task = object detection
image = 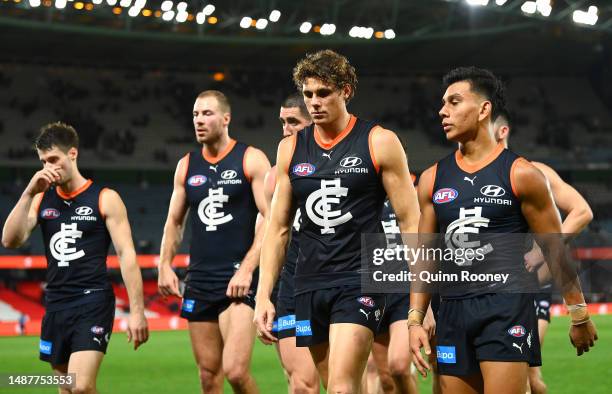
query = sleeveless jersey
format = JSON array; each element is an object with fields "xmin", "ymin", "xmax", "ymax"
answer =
[
  {"xmin": 38, "ymin": 180, "xmax": 112, "ymax": 310},
  {"xmin": 184, "ymin": 140, "xmax": 259, "ymax": 294},
  {"xmin": 432, "ymin": 144, "xmax": 536, "ymax": 298},
  {"xmin": 289, "ymin": 115, "xmax": 386, "ymax": 294}
]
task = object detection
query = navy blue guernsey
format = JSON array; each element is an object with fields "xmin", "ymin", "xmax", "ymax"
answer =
[
  {"xmin": 431, "ymin": 144, "xmax": 536, "ymax": 298},
  {"xmin": 38, "ymin": 180, "xmax": 113, "ymax": 311},
  {"xmin": 280, "ymin": 209, "xmax": 301, "ymax": 284},
  {"xmin": 184, "ymin": 140, "xmax": 259, "ymax": 295},
  {"xmin": 289, "ymin": 115, "xmax": 386, "ymax": 294}
]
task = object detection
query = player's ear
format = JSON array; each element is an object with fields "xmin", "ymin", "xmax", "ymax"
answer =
[
  {"xmin": 223, "ymin": 112, "xmax": 231, "ymax": 126},
  {"xmin": 479, "ymin": 100, "xmax": 492, "ymax": 122},
  {"xmin": 341, "ymin": 84, "xmax": 352, "ymax": 101},
  {"xmin": 68, "ymin": 147, "xmax": 78, "ymax": 161},
  {"xmin": 499, "ymin": 125, "xmax": 510, "ymax": 140}
]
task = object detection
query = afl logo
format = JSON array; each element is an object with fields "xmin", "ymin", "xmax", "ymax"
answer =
[
  {"xmin": 41, "ymin": 208, "xmax": 60, "ymax": 219},
  {"xmin": 507, "ymin": 325, "xmax": 526, "ymax": 338},
  {"xmin": 480, "ymin": 185, "xmax": 506, "ymax": 197},
  {"xmin": 91, "ymin": 326, "xmax": 105, "ymax": 335},
  {"xmin": 221, "ymin": 170, "xmax": 238, "ymax": 180},
  {"xmin": 357, "ymin": 296, "xmax": 375, "ymax": 308},
  {"xmin": 340, "ymin": 156, "xmax": 362, "ymax": 168},
  {"xmin": 188, "ymin": 175, "xmax": 207, "ymax": 187},
  {"xmin": 293, "ymin": 163, "xmax": 316, "ymax": 176},
  {"xmin": 75, "ymin": 206, "xmax": 93, "ymax": 216},
  {"xmin": 433, "ymin": 188, "xmax": 458, "ymax": 204}
]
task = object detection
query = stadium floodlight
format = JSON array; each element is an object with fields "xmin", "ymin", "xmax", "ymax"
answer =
[
  {"xmin": 176, "ymin": 1, "xmax": 186, "ymax": 12},
  {"xmin": 269, "ymin": 9, "xmax": 281, "ymax": 22},
  {"xmin": 466, "ymin": 0, "xmax": 489, "ymax": 6},
  {"xmin": 202, "ymin": 4, "xmax": 214, "ymax": 15},
  {"xmin": 573, "ymin": 6, "xmax": 598, "ymax": 26},
  {"xmin": 240, "ymin": 16, "xmax": 252, "ymax": 28},
  {"xmin": 29, "ymin": 0, "xmax": 41, "ymax": 6},
  {"xmin": 384, "ymin": 29, "xmax": 396, "ymax": 39},
  {"xmin": 349, "ymin": 26, "xmax": 359, "ymax": 37},
  {"xmin": 161, "ymin": 0, "xmax": 172, "ymax": 12},
  {"xmin": 92, "ymin": 0, "xmax": 102, "ymax": 4},
  {"xmin": 106, "ymin": 0, "xmax": 117, "ymax": 4},
  {"xmin": 119, "ymin": 0, "xmax": 131, "ymax": 7},
  {"xmin": 320, "ymin": 23, "xmax": 336, "ymax": 36},
  {"xmin": 128, "ymin": 6, "xmax": 140, "ymax": 17},
  {"xmin": 196, "ymin": 12, "xmax": 205, "ymax": 24},
  {"xmin": 536, "ymin": 0, "xmax": 551, "ymax": 17},
  {"xmin": 495, "ymin": 0, "xmax": 507, "ymax": 5},
  {"xmin": 521, "ymin": 1, "xmax": 537, "ymax": 14},
  {"xmin": 162, "ymin": 10, "xmax": 175, "ymax": 21},
  {"xmin": 299, "ymin": 21, "xmax": 312, "ymax": 33},
  {"xmin": 176, "ymin": 11, "xmax": 188, "ymax": 22},
  {"xmin": 255, "ymin": 18, "xmax": 268, "ymax": 29},
  {"xmin": 364, "ymin": 27, "xmax": 374, "ymax": 39},
  {"xmin": 134, "ymin": 0, "xmax": 145, "ymax": 9},
  {"xmin": 54, "ymin": 0, "xmax": 67, "ymax": 9}
]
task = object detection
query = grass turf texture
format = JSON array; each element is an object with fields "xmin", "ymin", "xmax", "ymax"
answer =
[{"xmin": 0, "ymin": 315, "xmax": 610, "ymax": 393}]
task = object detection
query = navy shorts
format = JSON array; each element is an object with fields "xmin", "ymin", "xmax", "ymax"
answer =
[
  {"xmin": 40, "ymin": 298, "xmax": 115, "ymax": 365},
  {"xmin": 534, "ymin": 292, "xmax": 552, "ymax": 323},
  {"xmin": 294, "ymin": 286, "xmax": 386, "ymax": 347},
  {"xmin": 378, "ymin": 293, "xmax": 409, "ymax": 334},
  {"xmin": 180, "ymin": 287, "xmax": 255, "ymax": 321},
  {"xmin": 435, "ymin": 293, "xmax": 541, "ymax": 376},
  {"xmin": 274, "ymin": 272, "xmax": 296, "ymax": 339}
]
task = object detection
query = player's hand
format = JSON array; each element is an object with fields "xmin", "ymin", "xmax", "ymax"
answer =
[
  {"xmin": 253, "ymin": 296, "xmax": 277, "ymax": 345},
  {"xmin": 158, "ymin": 264, "xmax": 181, "ymax": 298},
  {"xmin": 409, "ymin": 324, "xmax": 431, "ymax": 377},
  {"xmin": 24, "ymin": 167, "xmax": 61, "ymax": 197},
  {"xmin": 422, "ymin": 307, "xmax": 436, "ymax": 339},
  {"xmin": 226, "ymin": 267, "xmax": 253, "ymax": 298},
  {"xmin": 569, "ymin": 319, "xmax": 598, "ymax": 356},
  {"xmin": 524, "ymin": 244, "xmax": 545, "ymax": 272},
  {"xmin": 127, "ymin": 311, "xmax": 149, "ymax": 350}
]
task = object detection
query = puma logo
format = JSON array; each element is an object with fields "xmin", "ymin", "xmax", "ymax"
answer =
[
  {"xmin": 210, "ymin": 165, "xmax": 218, "ymax": 173},
  {"xmin": 63, "ymin": 200, "xmax": 72, "ymax": 206},
  {"xmin": 359, "ymin": 308, "xmax": 370, "ymax": 320},
  {"xmin": 93, "ymin": 337, "xmax": 102, "ymax": 346},
  {"xmin": 322, "ymin": 151, "xmax": 333, "ymax": 160},
  {"xmin": 464, "ymin": 176, "xmax": 476, "ymax": 186},
  {"xmin": 513, "ymin": 342, "xmax": 524, "ymax": 354}
]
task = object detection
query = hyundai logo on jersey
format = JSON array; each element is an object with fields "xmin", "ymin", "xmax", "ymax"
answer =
[
  {"xmin": 39, "ymin": 340, "xmax": 53, "ymax": 355},
  {"xmin": 41, "ymin": 208, "xmax": 60, "ymax": 219},
  {"xmin": 508, "ymin": 325, "xmax": 526, "ymax": 338},
  {"xmin": 182, "ymin": 299, "xmax": 195, "ymax": 313},
  {"xmin": 293, "ymin": 163, "xmax": 316, "ymax": 176},
  {"xmin": 433, "ymin": 188, "xmax": 458, "ymax": 204},
  {"xmin": 75, "ymin": 206, "xmax": 93, "ymax": 216},
  {"xmin": 188, "ymin": 175, "xmax": 207, "ymax": 186},
  {"xmin": 436, "ymin": 346, "xmax": 457, "ymax": 364}
]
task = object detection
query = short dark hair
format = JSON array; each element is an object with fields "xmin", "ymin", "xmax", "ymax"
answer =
[
  {"xmin": 282, "ymin": 93, "xmax": 309, "ymax": 119},
  {"xmin": 293, "ymin": 49, "xmax": 358, "ymax": 101},
  {"xmin": 494, "ymin": 109, "xmax": 511, "ymax": 128},
  {"xmin": 35, "ymin": 122, "xmax": 79, "ymax": 152},
  {"xmin": 442, "ymin": 66, "xmax": 507, "ymax": 121},
  {"xmin": 197, "ymin": 90, "xmax": 231, "ymax": 114}
]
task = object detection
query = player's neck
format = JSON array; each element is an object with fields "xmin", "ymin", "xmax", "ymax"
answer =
[
  {"xmin": 203, "ymin": 133, "xmax": 232, "ymax": 158},
  {"xmin": 58, "ymin": 172, "xmax": 88, "ymax": 195},
  {"xmin": 315, "ymin": 111, "xmax": 352, "ymax": 140},
  {"xmin": 458, "ymin": 132, "xmax": 500, "ymax": 165}
]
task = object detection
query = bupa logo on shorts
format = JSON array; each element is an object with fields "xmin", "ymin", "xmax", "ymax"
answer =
[
  {"xmin": 436, "ymin": 346, "xmax": 456, "ymax": 364},
  {"xmin": 90, "ymin": 326, "xmax": 105, "ymax": 335},
  {"xmin": 188, "ymin": 175, "xmax": 207, "ymax": 187},
  {"xmin": 221, "ymin": 170, "xmax": 238, "ymax": 180},
  {"xmin": 433, "ymin": 188, "xmax": 458, "ymax": 204},
  {"xmin": 357, "ymin": 296, "xmax": 375, "ymax": 308},
  {"xmin": 293, "ymin": 163, "xmax": 316, "ymax": 176},
  {"xmin": 295, "ymin": 320, "xmax": 312, "ymax": 336},
  {"xmin": 340, "ymin": 156, "xmax": 362, "ymax": 168},
  {"xmin": 277, "ymin": 315, "xmax": 296, "ymax": 331},
  {"xmin": 182, "ymin": 299, "xmax": 195, "ymax": 313},
  {"xmin": 41, "ymin": 208, "xmax": 60, "ymax": 219},
  {"xmin": 75, "ymin": 206, "xmax": 93, "ymax": 216},
  {"xmin": 508, "ymin": 325, "xmax": 526, "ymax": 338},
  {"xmin": 39, "ymin": 340, "xmax": 53, "ymax": 355}
]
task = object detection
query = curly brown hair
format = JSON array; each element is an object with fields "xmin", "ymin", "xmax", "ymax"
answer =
[{"xmin": 292, "ymin": 49, "xmax": 357, "ymax": 102}]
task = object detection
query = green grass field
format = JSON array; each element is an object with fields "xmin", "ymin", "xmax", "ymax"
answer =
[{"xmin": 0, "ymin": 315, "xmax": 610, "ymax": 393}]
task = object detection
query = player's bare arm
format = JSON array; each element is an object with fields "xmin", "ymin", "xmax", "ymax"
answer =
[
  {"xmin": 158, "ymin": 155, "xmax": 189, "ymax": 298},
  {"xmin": 254, "ymin": 136, "xmax": 296, "ymax": 344},
  {"xmin": 101, "ymin": 188, "xmax": 149, "ymax": 350},
  {"xmin": 1, "ymin": 166, "xmax": 60, "ymax": 248},
  {"xmin": 408, "ymin": 164, "xmax": 438, "ymax": 377},
  {"xmin": 226, "ymin": 147, "xmax": 271, "ymax": 299},
  {"xmin": 514, "ymin": 159, "xmax": 598, "ymax": 356}
]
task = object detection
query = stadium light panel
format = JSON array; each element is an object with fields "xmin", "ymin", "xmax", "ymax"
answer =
[
  {"xmin": 299, "ymin": 21, "xmax": 312, "ymax": 33},
  {"xmin": 349, "ymin": 26, "xmax": 358, "ymax": 37},
  {"xmin": 162, "ymin": 10, "xmax": 174, "ymax": 21},
  {"xmin": 365, "ymin": 27, "xmax": 374, "ymax": 39},
  {"xmin": 85, "ymin": 3, "xmax": 92, "ymax": 9},
  {"xmin": 119, "ymin": 0, "xmax": 131, "ymax": 8},
  {"xmin": 384, "ymin": 29, "xmax": 396, "ymax": 39},
  {"xmin": 495, "ymin": 0, "xmax": 507, "ymax": 5},
  {"xmin": 106, "ymin": 0, "xmax": 116, "ymax": 4},
  {"xmin": 269, "ymin": 10, "xmax": 281, "ymax": 22},
  {"xmin": 176, "ymin": 1, "xmax": 186, "ymax": 12},
  {"xmin": 92, "ymin": 0, "xmax": 102, "ymax": 4},
  {"xmin": 521, "ymin": 1, "xmax": 536, "ymax": 14},
  {"xmin": 128, "ymin": 6, "xmax": 140, "ymax": 17},
  {"xmin": 176, "ymin": 11, "xmax": 188, "ymax": 22},
  {"xmin": 74, "ymin": 1, "xmax": 83, "ymax": 9},
  {"xmin": 202, "ymin": 4, "xmax": 214, "ymax": 15},
  {"xmin": 160, "ymin": 0, "xmax": 172, "ymax": 12},
  {"xmin": 240, "ymin": 16, "xmax": 252, "ymax": 28},
  {"xmin": 320, "ymin": 23, "xmax": 336, "ymax": 36},
  {"xmin": 54, "ymin": 0, "xmax": 66, "ymax": 9},
  {"xmin": 196, "ymin": 12, "xmax": 205, "ymax": 24},
  {"xmin": 256, "ymin": 18, "xmax": 268, "ymax": 29},
  {"xmin": 573, "ymin": 6, "xmax": 598, "ymax": 26},
  {"xmin": 208, "ymin": 16, "xmax": 217, "ymax": 24},
  {"xmin": 112, "ymin": 6, "xmax": 121, "ymax": 13},
  {"xmin": 141, "ymin": 8, "xmax": 151, "ymax": 16},
  {"xmin": 466, "ymin": 0, "xmax": 489, "ymax": 6},
  {"xmin": 133, "ymin": 0, "xmax": 145, "ymax": 9},
  {"xmin": 29, "ymin": 0, "xmax": 41, "ymax": 6},
  {"xmin": 535, "ymin": 0, "xmax": 551, "ymax": 17}
]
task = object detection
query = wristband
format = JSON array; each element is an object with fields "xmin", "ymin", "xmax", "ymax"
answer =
[
  {"xmin": 566, "ymin": 303, "xmax": 590, "ymax": 325},
  {"xmin": 407, "ymin": 308, "xmax": 425, "ymax": 327}
]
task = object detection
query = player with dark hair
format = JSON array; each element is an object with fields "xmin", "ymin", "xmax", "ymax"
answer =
[
  {"xmin": 157, "ymin": 91, "xmax": 270, "ymax": 394},
  {"xmin": 409, "ymin": 67, "xmax": 597, "ymax": 394},
  {"xmin": 2, "ymin": 121, "xmax": 149, "ymax": 394},
  {"xmin": 255, "ymin": 93, "xmax": 319, "ymax": 393},
  {"xmin": 255, "ymin": 50, "xmax": 420, "ymax": 392},
  {"xmin": 494, "ymin": 113, "xmax": 594, "ymax": 394}
]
